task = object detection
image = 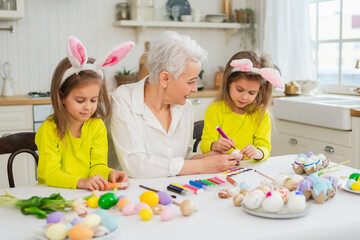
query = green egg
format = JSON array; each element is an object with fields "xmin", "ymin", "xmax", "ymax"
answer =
[
  {"xmin": 98, "ymin": 193, "xmax": 118, "ymax": 209},
  {"xmin": 349, "ymin": 173, "xmax": 360, "ymax": 181}
]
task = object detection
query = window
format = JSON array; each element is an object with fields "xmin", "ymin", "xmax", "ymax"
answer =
[{"xmin": 310, "ymin": 0, "xmax": 360, "ymax": 87}]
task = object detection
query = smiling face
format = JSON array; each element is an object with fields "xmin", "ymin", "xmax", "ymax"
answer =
[
  {"xmin": 229, "ymin": 78, "xmax": 260, "ymax": 114},
  {"xmin": 61, "ymin": 79, "xmax": 100, "ymax": 125},
  {"xmin": 166, "ymin": 60, "xmax": 200, "ymax": 105}
]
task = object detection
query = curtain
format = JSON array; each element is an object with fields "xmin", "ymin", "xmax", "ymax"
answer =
[{"xmin": 263, "ymin": 0, "xmax": 315, "ymax": 83}]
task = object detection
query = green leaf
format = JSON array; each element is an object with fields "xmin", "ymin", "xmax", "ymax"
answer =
[{"xmin": 21, "ymin": 207, "xmax": 47, "ymax": 219}]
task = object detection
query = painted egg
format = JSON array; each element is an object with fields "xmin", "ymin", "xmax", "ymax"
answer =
[
  {"xmin": 322, "ymin": 179, "xmax": 333, "ymax": 192},
  {"xmin": 274, "ymin": 174, "xmax": 289, "ymax": 187},
  {"xmin": 311, "ymin": 155, "xmax": 322, "ymax": 169},
  {"xmin": 277, "ymin": 187, "xmax": 290, "ymax": 202},
  {"xmin": 349, "ymin": 173, "xmax": 360, "ymax": 181},
  {"xmin": 87, "ymin": 196, "xmax": 99, "ymax": 208},
  {"xmin": 243, "ymin": 189, "xmax": 265, "ymax": 210},
  {"xmin": 288, "ymin": 191, "xmax": 305, "ymax": 201},
  {"xmin": 287, "ymin": 195, "xmax": 306, "ymax": 213},
  {"xmin": 117, "ymin": 194, "xmax": 127, "ymax": 200},
  {"xmin": 239, "ymin": 189, "xmax": 249, "ymax": 196},
  {"xmin": 67, "ymin": 224, "xmax": 93, "ymax": 240},
  {"xmin": 304, "ymin": 157, "xmax": 315, "ymax": 170},
  {"xmin": 93, "ymin": 209, "xmax": 108, "ymax": 219},
  {"xmin": 306, "ymin": 151, "xmax": 314, "ymax": 158},
  {"xmin": 139, "ymin": 208, "xmax": 153, "ymax": 221},
  {"xmin": 313, "ymin": 181, "xmax": 328, "ymax": 196},
  {"xmin": 83, "ymin": 214, "xmax": 102, "ymax": 228},
  {"xmin": 239, "ymin": 181, "xmax": 250, "ymax": 190},
  {"xmin": 351, "ymin": 181, "xmax": 360, "ymax": 191},
  {"xmin": 98, "ymin": 193, "xmax": 118, "ymax": 209},
  {"xmin": 262, "ymin": 195, "xmax": 284, "ymax": 213},
  {"xmin": 135, "ymin": 202, "xmax": 151, "ymax": 213},
  {"xmin": 298, "ymin": 153, "xmax": 307, "ymax": 159},
  {"xmin": 325, "ymin": 175, "xmax": 338, "ymax": 189},
  {"xmin": 140, "ymin": 191, "xmax": 160, "ymax": 207},
  {"xmin": 102, "ymin": 215, "xmax": 118, "ymax": 232},
  {"xmin": 63, "ymin": 222, "xmax": 72, "ymax": 230},
  {"xmin": 283, "ymin": 178, "xmax": 297, "ymax": 191},
  {"xmin": 346, "ymin": 179, "xmax": 356, "ymax": 189},
  {"xmin": 46, "ymin": 211, "xmax": 65, "ymax": 224},
  {"xmin": 266, "ymin": 191, "xmax": 282, "ymax": 199},
  {"xmin": 180, "ymin": 200, "xmax": 196, "ymax": 216},
  {"xmin": 309, "ymin": 172, "xmax": 319, "ymax": 181},
  {"xmin": 290, "ymin": 174, "xmax": 304, "ymax": 184},
  {"xmin": 117, "ymin": 198, "xmax": 131, "ymax": 211},
  {"xmin": 71, "ymin": 217, "xmax": 82, "ymax": 226},
  {"xmin": 157, "ymin": 191, "xmax": 172, "ymax": 205},
  {"xmin": 317, "ymin": 154, "xmax": 327, "ymax": 165},
  {"xmin": 233, "ymin": 193, "xmax": 244, "ymax": 206},
  {"xmin": 45, "ymin": 223, "xmax": 68, "ymax": 240},
  {"xmin": 122, "ymin": 203, "xmax": 136, "ymax": 216},
  {"xmin": 298, "ymin": 177, "xmax": 315, "ymax": 193},
  {"xmin": 294, "ymin": 155, "xmax": 306, "ymax": 168},
  {"xmin": 93, "ymin": 225, "xmax": 110, "ymax": 238},
  {"xmin": 231, "ymin": 148, "xmax": 243, "ymax": 160},
  {"xmin": 152, "ymin": 204, "xmax": 165, "ymax": 215},
  {"xmin": 160, "ymin": 208, "xmax": 173, "ymax": 221}
]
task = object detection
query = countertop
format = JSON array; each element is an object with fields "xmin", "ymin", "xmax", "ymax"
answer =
[{"xmin": 0, "ymin": 95, "xmax": 51, "ymax": 106}]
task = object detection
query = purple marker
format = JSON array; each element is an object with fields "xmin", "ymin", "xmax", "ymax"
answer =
[{"xmin": 216, "ymin": 126, "xmax": 230, "ymax": 140}]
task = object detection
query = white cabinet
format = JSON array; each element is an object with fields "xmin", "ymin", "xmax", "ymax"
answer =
[
  {"xmin": 190, "ymin": 97, "xmax": 214, "ymax": 122},
  {"xmin": 271, "ymin": 119, "xmax": 354, "ymax": 167},
  {"xmin": 0, "ymin": 0, "xmax": 24, "ymax": 20},
  {"xmin": 0, "ymin": 105, "xmax": 36, "ymax": 188}
]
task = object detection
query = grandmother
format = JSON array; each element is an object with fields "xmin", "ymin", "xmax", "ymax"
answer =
[{"xmin": 109, "ymin": 31, "xmax": 240, "ymax": 178}]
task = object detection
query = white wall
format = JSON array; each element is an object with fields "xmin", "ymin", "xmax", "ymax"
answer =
[{"xmin": 0, "ymin": 0, "xmax": 265, "ymax": 94}]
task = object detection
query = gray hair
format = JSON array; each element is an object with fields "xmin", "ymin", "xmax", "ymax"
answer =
[{"xmin": 147, "ymin": 31, "xmax": 208, "ymax": 84}]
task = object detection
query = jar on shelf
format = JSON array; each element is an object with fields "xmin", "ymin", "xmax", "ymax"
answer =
[{"xmin": 116, "ymin": 2, "xmax": 130, "ymax": 20}]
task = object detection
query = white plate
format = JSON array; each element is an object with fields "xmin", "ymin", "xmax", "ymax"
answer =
[
  {"xmin": 33, "ymin": 225, "xmax": 120, "ymax": 240},
  {"xmin": 341, "ymin": 185, "xmax": 360, "ymax": 194},
  {"xmin": 242, "ymin": 202, "xmax": 311, "ymax": 219}
]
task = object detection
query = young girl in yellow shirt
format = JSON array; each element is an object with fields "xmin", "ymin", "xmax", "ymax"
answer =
[
  {"xmin": 200, "ymin": 51, "xmax": 284, "ymax": 160},
  {"xmin": 36, "ymin": 36, "xmax": 134, "ymax": 190}
]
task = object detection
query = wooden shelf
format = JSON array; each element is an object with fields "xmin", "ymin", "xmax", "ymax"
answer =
[{"xmin": 114, "ymin": 20, "xmax": 256, "ymax": 44}]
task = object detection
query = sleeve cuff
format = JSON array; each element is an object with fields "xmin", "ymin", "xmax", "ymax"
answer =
[
  {"xmin": 169, "ymin": 157, "xmax": 185, "ymax": 176},
  {"xmin": 257, "ymin": 147, "xmax": 269, "ymax": 161}
]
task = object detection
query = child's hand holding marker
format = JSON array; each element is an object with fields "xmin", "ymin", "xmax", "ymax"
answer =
[{"xmin": 212, "ymin": 126, "xmax": 236, "ymax": 152}]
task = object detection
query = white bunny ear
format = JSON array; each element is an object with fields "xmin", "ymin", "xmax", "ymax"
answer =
[
  {"xmin": 95, "ymin": 41, "xmax": 135, "ymax": 68},
  {"xmin": 230, "ymin": 59, "xmax": 253, "ymax": 71},
  {"xmin": 67, "ymin": 36, "xmax": 87, "ymax": 68}
]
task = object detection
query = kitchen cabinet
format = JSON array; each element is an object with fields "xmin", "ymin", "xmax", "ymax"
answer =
[
  {"xmin": 271, "ymin": 119, "xmax": 354, "ymax": 167},
  {"xmin": 0, "ymin": 0, "xmax": 24, "ymax": 20},
  {"xmin": 0, "ymin": 105, "xmax": 36, "ymax": 188}
]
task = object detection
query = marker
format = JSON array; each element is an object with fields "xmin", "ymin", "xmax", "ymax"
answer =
[
  {"xmin": 216, "ymin": 126, "xmax": 235, "ymax": 149},
  {"xmin": 183, "ymin": 184, "xmax": 204, "ymax": 194},
  {"xmin": 167, "ymin": 185, "xmax": 190, "ymax": 196},
  {"xmin": 189, "ymin": 180, "xmax": 208, "ymax": 189},
  {"xmin": 139, "ymin": 185, "xmax": 177, "ymax": 199}
]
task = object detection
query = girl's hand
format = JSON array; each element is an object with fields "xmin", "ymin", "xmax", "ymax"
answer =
[
  {"xmin": 108, "ymin": 170, "xmax": 129, "ymax": 190},
  {"xmin": 202, "ymin": 152, "xmax": 242, "ymax": 173},
  {"xmin": 77, "ymin": 174, "xmax": 109, "ymax": 191},
  {"xmin": 242, "ymin": 145, "xmax": 263, "ymax": 160},
  {"xmin": 211, "ymin": 137, "xmax": 235, "ymax": 152}
]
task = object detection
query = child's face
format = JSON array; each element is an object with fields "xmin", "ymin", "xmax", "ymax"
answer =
[
  {"xmin": 62, "ymin": 80, "xmax": 100, "ymax": 125},
  {"xmin": 229, "ymin": 78, "xmax": 260, "ymax": 113}
]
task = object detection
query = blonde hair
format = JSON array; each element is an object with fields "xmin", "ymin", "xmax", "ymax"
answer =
[
  {"xmin": 216, "ymin": 51, "xmax": 273, "ymax": 117},
  {"xmin": 50, "ymin": 57, "xmax": 111, "ymax": 139}
]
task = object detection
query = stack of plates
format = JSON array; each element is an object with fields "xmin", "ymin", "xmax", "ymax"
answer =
[{"xmin": 205, "ymin": 14, "xmax": 226, "ymax": 23}]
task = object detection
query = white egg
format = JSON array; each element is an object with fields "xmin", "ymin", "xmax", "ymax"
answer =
[
  {"xmin": 290, "ymin": 174, "xmax": 304, "ymax": 184},
  {"xmin": 83, "ymin": 214, "xmax": 102, "ymax": 228},
  {"xmin": 294, "ymin": 156, "xmax": 306, "ymax": 169},
  {"xmin": 311, "ymin": 155, "xmax": 322, "ymax": 169},
  {"xmin": 304, "ymin": 157, "xmax": 315, "ymax": 170},
  {"xmin": 262, "ymin": 195, "xmax": 284, "ymax": 213},
  {"xmin": 287, "ymin": 195, "xmax": 306, "ymax": 213},
  {"xmin": 274, "ymin": 174, "xmax": 289, "ymax": 187},
  {"xmin": 242, "ymin": 189, "xmax": 265, "ymax": 210}
]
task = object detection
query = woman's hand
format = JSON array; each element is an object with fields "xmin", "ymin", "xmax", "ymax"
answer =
[
  {"xmin": 211, "ymin": 137, "xmax": 235, "ymax": 152},
  {"xmin": 242, "ymin": 145, "xmax": 263, "ymax": 160},
  {"xmin": 77, "ymin": 174, "xmax": 109, "ymax": 191},
  {"xmin": 201, "ymin": 152, "xmax": 242, "ymax": 173},
  {"xmin": 108, "ymin": 170, "xmax": 129, "ymax": 190}
]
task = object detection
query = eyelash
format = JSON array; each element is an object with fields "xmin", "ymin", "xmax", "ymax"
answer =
[{"xmin": 237, "ymin": 89, "xmax": 256, "ymax": 95}]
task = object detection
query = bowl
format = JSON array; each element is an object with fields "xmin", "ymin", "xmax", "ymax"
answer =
[
  {"xmin": 296, "ymin": 80, "xmax": 319, "ymax": 96},
  {"xmin": 205, "ymin": 14, "xmax": 226, "ymax": 23},
  {"xmin": 181, "ymin": 15, "xmax": 192, "ymax": 22}
]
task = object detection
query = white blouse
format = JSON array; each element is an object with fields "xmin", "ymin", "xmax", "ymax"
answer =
[{"xmin": 109, "ymin": 79, "xmax": 194, "ymax": 178}]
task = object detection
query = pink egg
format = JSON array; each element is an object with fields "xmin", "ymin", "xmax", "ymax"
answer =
[
  {"xmin": 122, "ymin": 203, "xmax": 136, "ymax": 216},
  {"xmin": 135, "ymin": 202, "xmax": 151, "ymax": 213},
  {"xmin": 160, "ymin": 208, "xmax": 172, "ymax": 221}
]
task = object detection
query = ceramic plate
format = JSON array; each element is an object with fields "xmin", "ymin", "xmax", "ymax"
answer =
[
  {"xmin": 241, "ymin": 202, "xmax": 311, "ymax": 219},
  {"xmin": 341, "ymin": 185, "xmax": 360, "ymax": 194},
  {"xmin": 166, "ymin": 0, "xmax": 191, "ymax": 20}
]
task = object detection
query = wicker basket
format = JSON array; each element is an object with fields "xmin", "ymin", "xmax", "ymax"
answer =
[{"xmin": 115, "ymin": 74, "xmax": 136, "ymax": 86}]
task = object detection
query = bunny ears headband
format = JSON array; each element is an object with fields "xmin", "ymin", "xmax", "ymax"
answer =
[
  {"xmin": 60, "ymin": 36, "xmax": 135, "ymax": 88},
  {"xmin": 230, "ymin": 59, "xmax": 284, "ymax": 88}
]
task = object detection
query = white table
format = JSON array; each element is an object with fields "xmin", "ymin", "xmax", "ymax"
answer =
[{"xmin": 1, "ymin": 155, "xmax": 359, "ymax": 240}]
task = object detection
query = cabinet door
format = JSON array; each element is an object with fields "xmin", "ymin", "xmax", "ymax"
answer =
[
  {"xmin": 309, "ymin": 140, "xmax": 352, "ymax": 165},
  {"xmin": 271, "ymin": 133, "xmax": 309, "ymax": 156},
  {"xmin": 190, "ymin": 97, "xmax": 214, "ymax": 122}
]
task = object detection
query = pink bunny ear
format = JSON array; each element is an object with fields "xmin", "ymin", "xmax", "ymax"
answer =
[
  {"xmin": 95, "ymin": 41, "xmax": 135, "ymax": 68},
  {"xmin": 259, "ymin": 68, "xmax": 284, "ymax": 88},
  {"xmin": 230, "ymin": 59, "xmax": 253, "ymax": 71},
  {"xmin": 67, "ymin": 36, "xmax": 87, "ymax": 68}
]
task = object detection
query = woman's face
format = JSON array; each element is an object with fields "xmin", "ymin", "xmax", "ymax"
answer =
[
  {"xmin": 166, "ymin": 60, "xmax": 200, "ymax": 105},
  {"xmin": 229, "ymin": 78, "xmax": 260, "ymax": 113}
]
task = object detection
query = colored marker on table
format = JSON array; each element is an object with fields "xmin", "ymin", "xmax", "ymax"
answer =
[{"xmin": 167, "ymin": 185, "xmax": 191, "ymax": 196}]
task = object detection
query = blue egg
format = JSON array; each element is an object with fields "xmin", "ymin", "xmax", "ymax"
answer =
[
  {"xmin": 298, "ymin": 153, "xmax": 307, "ymax": 159},
  {"xmin": 239, "ymin": 181, "xmax": 250, "ymax": 190},
  {"xmin": 63, "ymin": 222, "xmax": 72, "ymax": 230},
  {"xmin": 346, "ymin": 179, "xmax": 356, "ymax": 189},
  {"xmin": 309, "ymin": 173, "xmax": 319, "ymax": 181},
  {"xmin": 313, "ymin": 181, "xmax": 328, "ymax": 196},
  {"xmin": 117, "ymin": 194, "xmax": 127, "ymax": 200},
  {"xmin": 322, "ymin": 179, "xmax": 333, "ymax": 192},
  {"xmin": 71, "ymin": 216, "xmax": 83, "ymax": 225},
  {"xmin": 102, "ymin": 215, "xmax": 118, "ymax": 232},
  {"xmin": 93, "ymin": 209, "xmax": 109, "ymax": 219}
]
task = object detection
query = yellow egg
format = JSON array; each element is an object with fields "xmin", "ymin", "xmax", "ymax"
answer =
[
  {"xmin": 139, "ymin": 208, "xmax": 153, "ymax": 221},
  {"xmin": 82, "ymin": 214, "xmax": 101, "ymax": 228},
  {"xmin": 351, "ymin": 181, "xmax": 360, "ymax": 191},
  {"xmin": 87, "ymin": 196, "xmax": 99, "ymax": 208},
  {"xmin": 68, "ymin": 224, "xmax": 94, "ymax": 240},
  {"xmin": 117, "ymin": 198, "xmax": 131, "ymax": 211},
  {"xmin": 139, "ymin": 191, "xmax": 159, "ymax": 207},
  {"xmin": 45, "ymin": 223, "xmax": 68, "ymax": 240}
]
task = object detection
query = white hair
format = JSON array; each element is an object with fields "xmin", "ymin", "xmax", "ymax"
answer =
[{"xmin": 147, "ymin": 31, "xmax": 208, "ymax": 84}]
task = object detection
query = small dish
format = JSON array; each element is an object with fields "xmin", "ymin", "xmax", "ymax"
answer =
[
  {"xmin": 205, "ymin": 14, "xmax": 226, "ymax": 23},
  {"xmin": 242, "ymin": 202, "xmax": 311, "ymax": 219},
  {"xmin": 341, "ymin": 185, "xmax": 360, "ymax": 194},
  {"xmin": 166, "ymin": 0, "xmax": 191, "ymax": 20}
]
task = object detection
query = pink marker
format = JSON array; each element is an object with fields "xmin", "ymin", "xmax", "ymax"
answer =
[{"xmin": 216, "ymin": 126, "xmax": 235, "ymax": 149}]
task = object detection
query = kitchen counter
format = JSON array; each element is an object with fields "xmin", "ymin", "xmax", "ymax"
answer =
[
  {"xmin": 0, "ymin": 95, "xmax": 51, "ymax": 106},
  {"xmin": 351, "ymin": 109, "xmax": 360, "ymax": 117},
  {"xmin": 189, "ymin": 89, "xmax": 218, "ymax": 98}
]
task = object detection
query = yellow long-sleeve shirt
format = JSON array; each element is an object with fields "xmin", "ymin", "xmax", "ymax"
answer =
[
  {"xmin": 200, "ymin": 100, "xmax": 271, "ymax": 160},
  {"xmin": 35, "ymin": 117, "xmax": 112, "ymax": 189}
]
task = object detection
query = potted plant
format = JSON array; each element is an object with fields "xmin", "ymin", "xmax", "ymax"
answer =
[{"xmin": 114, "ymin": 67, "xmax": 136, "ymax": 86}]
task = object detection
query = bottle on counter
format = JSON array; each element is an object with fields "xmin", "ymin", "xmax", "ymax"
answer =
[
  {"xmin": 222, "ymin": 0, "xmax": 232, "ymax": 22},
  {"xmin": 138, "ymin": 41, "xmax": 150, "ymax": 81},
  {"xmin": 116, "ymin": 2, "xmax": 130, "ymax": 20}
]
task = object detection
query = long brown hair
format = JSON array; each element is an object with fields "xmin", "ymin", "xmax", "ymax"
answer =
[
  {"xmin": 50, "ymin": 57, "xmax": 111, "ymax": 139},
  {"xmin": 216, "ymin": 51, "xmax": 273, "ymax": 117}
]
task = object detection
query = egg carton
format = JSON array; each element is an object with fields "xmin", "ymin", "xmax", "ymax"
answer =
[
  {"xmin": 292, "ymin": 161, "xmax": 330, "ymax": 175},
  {"xmin": 303, "ymin": 185, "xmax": 338, "ymax": 204}
]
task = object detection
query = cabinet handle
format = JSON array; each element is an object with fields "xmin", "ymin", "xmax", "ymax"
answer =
[
  {"xmin": 289, "ymin": 138, "xmax": 297, "ymax": 144},
  {"xmin": 324, "ymin": 146, "xmax": 334, "ymax": 153},
  {"xmin": 192, "ymin": 99, "xmax": 202, "ymax": 105}
]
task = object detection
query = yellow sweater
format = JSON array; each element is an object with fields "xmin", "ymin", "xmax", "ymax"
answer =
[
  {"xmin": 36, "ymin": 118, "xmax": 112, "ymax": 189},
  {"xmin": 200, "ymin": 100, "xmax": 271, "ymax": 160}
]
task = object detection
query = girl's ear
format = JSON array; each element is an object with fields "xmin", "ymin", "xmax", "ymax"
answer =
[
  {"xmin": 67, "ymin": 36, "xmax": 87, "ymax": 68},
  {"xmin": 95, "ymin": 41, "xmax": 135, "ymax": 68},
  {"xmin": 159, "ymin": 71, "xmax": 170, "ymax": 88}
]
